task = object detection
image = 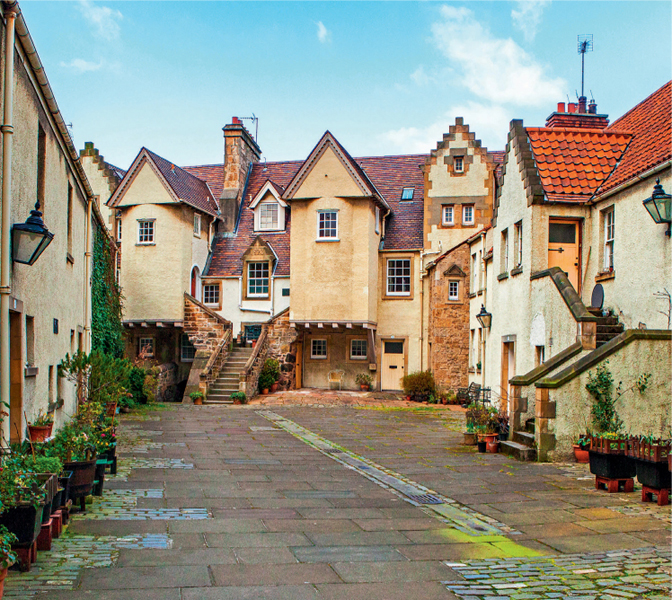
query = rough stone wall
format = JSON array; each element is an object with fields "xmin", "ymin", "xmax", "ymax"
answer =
[
  {"xmin": 154, "ymin": 362, "xmax": 178, "ymax": 402},
  {"xmin": 266, "ymin": 310, "xmax": 299, "ymax": 390},
  {"xmin": 183, "ymin": 295, "xmax": 231, "ymax": 353},
  {"xmin": 428, "ymin": 243, "xmax": 471, "ymax": 392}
]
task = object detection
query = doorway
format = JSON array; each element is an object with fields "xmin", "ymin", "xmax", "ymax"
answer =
[
  {"xmin": 500, "ymin": 340, "xmax": 515, "ymax": 403},
  {"xmin": 548, "ymin": 220, "xmax": 581, "ymax": 292},
  {"xmin": 381, "ymin": 340, "xmax": 405, "ymax": 391},
  {"xmin": 190, "ymin": 266, "xmax": 201, "ymax": 301},
  {"xmin": 10, "ymin": 312, "xmax": 23, "ymax": 443}
]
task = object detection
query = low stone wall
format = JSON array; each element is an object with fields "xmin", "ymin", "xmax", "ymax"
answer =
[
  {"xmin": 266, "ymin": 310, "xmax": 299, "ymax": 390},
  {"xmin": 155, "ymin": 362, "xmax": 178, "ymax": 402},
  {"xmin": 183, "ymin": 294, "xmax": 231, "ymax": 353}
]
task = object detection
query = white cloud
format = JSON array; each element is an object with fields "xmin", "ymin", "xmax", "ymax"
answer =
[
  {"xmin": 511, "ymin": 1, "xmax": 551, "ymax": 42},
  {"xmin": 78, "ymin": 0, "xmax": 123, "ymax": 41},
  {"xmin": 60, "ymin": 58, "xmax": 104, "ymax": 73},
  {"xmin": 316, "ymin": 21, "xmax": 331, "ymax": 44},
  {"xmin": 430, "ymin": 5, "xmax": 564, "ymax": 106},
  {"xmin": 410, "ymin": 66, "xmax": 433, "ymax": 86},
  {"xmin": 381, "ymin": 102, "xmax": 512, "ymax": 154}
]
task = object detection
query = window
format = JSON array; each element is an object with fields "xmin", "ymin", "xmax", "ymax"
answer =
[
  {"xmin": 138, "ymin": 220, "xmax": 154, "ymax": 244},
  {"xmin": 401, "ymin": 187, "xmax": 414, "ymax": 200},
  {"xmin": 478, "ymin": 250, "xmax": 483, "ymax": 290},
  {"xmin": 138, "ymin": 337, "xmax": 154, "ymax": 358},
  {"xmin": 604, "ymin": 208, "xmax": 614, "ymax": 270},
  {"xmin": 282, "ymin": 288, "xmax": 290, "ymax": 297},
  {"xmin": 471, "ymin": 253, "xmax": 478, "ymax": 292},
  {"xmin": 203, "ymin": 284, "xmax": 220, "ymax": 306},
  {"xmin": 463, "ymin": 205, "xmax": 474, "ymax": 225},
  {"xmin": 535, "ymin": 345, "xmax": 545, "ymax": 367},
  {"xmin": 194, "ymin": 213, "xmax": 201, "ymax": 237},
  {"xmin": 454, "ymin": 156, "xmax": 464, "ymax": 173},
  {"xmin": 116, "ymin": 217, "xmax": 122, "ymax": 241},
  {"xmin": 26, "ymin": 316, "xmax": 35, "ymax": 365},
  {"xmin": 311, "ymin": 339, "xmax": 327, "ymax": 359},
  {"xmin": 387, "ymin": 258, "xmax": 411, "ymax": 296},
  {"xmin": 375, "ymin": 207, "xmax": 380, "ymax": 234},
  {"xmin": 469, "ymin": 329, "xmax": 475, "ymax": 368},
  {"xmin": 247, "ymin": 262, "xmax": 269, "ymax": 297},
  {"xmin": 350, "ymin": 339, "xmax": 367, "ymax": 360},
  {"xmin": 181, "ymin": 334, "xmax": 196, "ymax": 362},
  {"xmin": 501, "ymin": 229, "xmax": 509, "ymax": 273},
  {"xmin": 317, "ymin": 211, "xmax": 338, "ymax": 239},
  {"xmin": 442, "ymin": 206, "xmax": 454, "ymax": 226},
  {"xmin": 448, "ymin": 281, "xmax": 459, "ymax": 301},
  {"xmin": 259, "ymin": 203, "xmax": 279, "ymax": 230},
  {"xmin": 514, "ymin": 221, "xmax": 523, "ymax": 267}
]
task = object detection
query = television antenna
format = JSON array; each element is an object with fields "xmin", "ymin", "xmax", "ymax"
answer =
[
  {"xmin": 577, "ymin": 34, "xmax": 593, "ymax": 98},
  {"xmin": 240, "ymin": 114, "xmax": 258, "ymax": 143}
]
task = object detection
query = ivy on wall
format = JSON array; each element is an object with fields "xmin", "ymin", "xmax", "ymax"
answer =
[{"xmin": 91, "ymin": 223, "xmax": 124, "ymax": 357}]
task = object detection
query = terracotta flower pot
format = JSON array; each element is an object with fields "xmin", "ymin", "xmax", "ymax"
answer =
[
  {"xmin": 462, "ymin": 432, "xmax": 477, "ymax": 446},
  {"xmin": 262, "ymin": 389, "xmax": 269, "ymax": 395},
  {"xmin": 573, "ymin": 445, "xmax": 590, "ymax": 463},
  {"xmin": 193, "ymin": 397, "xmax": 203, "ymax": 405},
  {"xmin": 0, "ymin": 565, "xmax": 9, "ymax": 597},
  {"xmin": 271, "ymin": 383, "xmax": 279, "ymax": 393},
  {"xmin": 486, "ymin": 439, "xmax": 499, "ymax": 453},
  {"xmin": 27, "ymin": 424, "xmax": 52, "ymax": 442},
  {"xmin": 360, "ymin": 384, "xmax": 369, "ymax": 391}
]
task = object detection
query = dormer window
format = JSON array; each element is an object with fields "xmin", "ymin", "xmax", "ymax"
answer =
[
  {"xmin": 259, "ymin": 203, "xmax": 279, "ymax": 230},
  {"xmin": 251, "ymin": 182, "xmax": 287, "ymax": 232},
  {"xmin": 401, "ymin": 187, "xmax": 414, "ymax": 201}
]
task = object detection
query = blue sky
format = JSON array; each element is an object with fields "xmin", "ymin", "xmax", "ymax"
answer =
[{"xmin": 20, "ymin": 1, "xmax": 671, "ymax": 169}]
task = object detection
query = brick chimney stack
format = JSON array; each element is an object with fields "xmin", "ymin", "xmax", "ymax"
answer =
[
  {"xmin": 220, "ymin": 118, "xmax": 261, "ymax": 232},
  {"xmin": 545, "ymin": 99, "xmax": 609, "ymax": 129}
]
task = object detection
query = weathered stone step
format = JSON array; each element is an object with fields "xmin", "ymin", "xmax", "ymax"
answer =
[
  {"xmin": 500, "ymin": 440, "xmax": 537, "ymax": 462},
  {"xmin": 596, "ymin": 324, "xmax": 624, "ymax": 334},
  {"xmin": 512, "ymin": 430, "xmax": 535, "ymax": 447}
]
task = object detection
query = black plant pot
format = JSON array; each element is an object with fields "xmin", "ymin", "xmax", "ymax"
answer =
[
  {"xmin": 477, "ymin": 441, "xmax": 487, "ymax": 453},
  {"xmin": 58, "ymin": 471, "xmax": 73, "ymax": 508},
  {"xmin": 51, "ymin": 488, "xmax": 63, "ymax": 515},
  {"xmin": 589, "ymin": 451, "xmax": 636, "ymax": 479},
  {"xmin": 635, "ymin": 459, "xmax": 672, "ymax": 489},
  {"xmin": 63, "ymin": 459, "xmax": 97, "ymax": 511},
  {"xmin": 92, "ymin": 460, "xmax": 106, "ymax": 496},
  {"xmin": 0, "ymin": 503, "xmax": 44, "ymax": 545}
]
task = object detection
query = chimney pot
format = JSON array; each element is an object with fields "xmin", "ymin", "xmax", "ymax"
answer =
[
  {"xmin": 568, "ymin": 103, "xmax": 577, "ymax": 113},
  {"xmin": 578, "ymin": 96, "xmax": 587, "ymax": 113},
  {"xmin": 232, "ymin": 117, "xmax": 241, "ymax": 125},
  {"xmin": 588, "ymin": 100, "xmax": 597, "ymax": 114},
  {"xmin": 557, "ymin": 102, "xmax": 565, "ymax": 113}
]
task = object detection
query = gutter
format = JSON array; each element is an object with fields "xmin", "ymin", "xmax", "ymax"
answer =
[{"xmin": 589, "ymin": 160, "xmax": 672, "ymax": 204}]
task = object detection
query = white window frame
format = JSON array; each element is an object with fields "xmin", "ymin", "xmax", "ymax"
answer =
[
  {"xmin": 515, "ymin": 221, "xmax": 523, "ymax": 267},
  {"xmin": 386, "ymin": 258, "xmax": 411, "ymax": 296},
  {"xmin": 247, "ymin": 262, "xmax": 270, "ymax": 297},
  {"xmin": 258, "ymin": 202, "xmax": 280, "ymax": 231},
  {"xmin": 311, "ymin": 338, "xmax": 328, "ymax": 359},
  {"xmin": 463, "ymin": 205, "xmax": 474, "ymax": 226},
  {"xmin": 116, "ymin": 218, "xmax": 122, "ymax": 241},
  {"xmin": 180, "ymin": 334, "xmax": 196, "ymax": 363},
  {"xmin": 137, "ymin": 220, "xmax": 155, "ymax": 245},
  {"xmin": 604, "ymin": 208, "xmax": 615, "ymax": 270},
  {"xmin": 471, "ymin": 253, "xmax": 478, "ymax": 291},
  {"xmin": 401, "ymin": 187, "xmax": 414, "ymax": 200},
  {"xmin": 203, "ymin": 284, "xmax": 220, "ymax": 306},
  {"xmin": 501, "ymin": 229, "xmax": 509, "ymax": 273},
  {"xmin": 442, "ymin": 205, "xmax": 454, "ymax": 226},
  {"xmin": 193, "ymin": 213, "xmax": 201, "ymax": 237},
  {"xmin": 448, "ymin": 281, "xmax": 459, "ymax": 301},
  {"xmin": 138, "ymin": 337, "xmax": 154, "ymax": 358},
  {"xmin": 350, "ymin": 339, "xmax": 367, "ymax": 360},
  {"xmin": 454, "ymin": 156, "xmax": 464, "ymax": 173},
  {"xmin": 317, "ymin": 210, "xmax": 338, "ymax": 240}
]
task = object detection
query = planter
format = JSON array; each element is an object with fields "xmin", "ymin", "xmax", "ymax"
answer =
[
  {"xmin": 573, "ymin": 445, "xmax": 590, "ymax": 463},
  {"xmin": 477, "ymin": 440, "xmax": 487, "ymax": 453},
  {"xmin": 441, "ymin": 397, "xmax": 448, "ymax": 405},
  {"xmin": 92, "ymin": 460, "xmax": 106, "ymax": 497},
  {"xmin": 462, "ymin": 432, "xmax": 477, "ymax": 446},
  {"xmin": 51, "ymin": 487, "xmax": 63, "ymax": 515},
  {"xmin": 261, "ymin": 389, "xmax": 269, "ymax": 395},
  {"xmin": 359, "ymin": 384, "xmax": 369, "ymax": 392},
  {"xmin": 27, "ymin": 424, "xmax": 52, "ymax": 442},
  {"xmin": 588, "ymin": 451, "xmax": 636, "ymax": 480},
  {"xmin": 62, "ymin": 459, "xmax": 97, "ymax": 507},
  {"xmin": 498, "ymin": 432, "xmax": 508, "ymax": 442},
  {"xmin": 105, "ymin": 402, "xmax": 118, "ymax": 418},
  {"xmin": 486, "ymin": 439, "xmax": 499, "ymax": 453},
  {"xmin": 0, "ymin": 503, "xmax": 44, "ymax": 545},
  {"xmin": 193, "ymin": 396, "xmax": 203, "ymax": 405},
  {"xmin": 271, "ymin": 383, "xmax": 279, "ymax": 393},
  {"xmin": 635, "ymin": 459, "xmax": 672, "ymax": 489},
  {"xmin": 58, "ymin": 471, "xmax": 73, "ymax": 508}
]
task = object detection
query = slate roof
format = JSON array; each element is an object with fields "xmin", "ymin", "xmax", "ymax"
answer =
[
  {"xmin": 526, "ymin": 128, "xmax": 631, "ymax": 202},
  {"xmin": 143, "ymin": 149, "xmax": 219, "ymax": 216},
  {"xmin": 183, "ymin": 163, "xmax": 225, "ymax": 200},
  {"xmin": 600, "ymin": 81, "xmax": 672, "ymax": 194}
]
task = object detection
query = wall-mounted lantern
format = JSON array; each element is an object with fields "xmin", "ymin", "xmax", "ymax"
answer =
[
  {"xmin": 643, "ymin": 179, "xmax": 671, "ymax": 237},
  {"xmin": 11, "ymin": 202, "xmax": 54, "ymax": 265},
  {"xmin": 476, "ymin": 304, "xmax": 492, "ymax": 329}
]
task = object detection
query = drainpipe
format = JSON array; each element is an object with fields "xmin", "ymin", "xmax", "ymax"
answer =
[
  {"xmin": 0, "ymin": 2, "xmax": 18, "ymax": 446},
  {"xmin": 418, "ymin": 249, "xmax": 440, "ymax": 370},
  {"xmin": 83, "ymin": 197, "xmax": 93, "ymax": 352}
]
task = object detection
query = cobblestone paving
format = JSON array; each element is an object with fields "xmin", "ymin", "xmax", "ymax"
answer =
[{"xmin": 444, "ymin": 546, "xmax": 672, "ymax": 600}]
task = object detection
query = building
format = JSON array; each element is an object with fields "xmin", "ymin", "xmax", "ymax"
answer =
[{"xmin": 469, "ymin": 83, "xmax": 672, "ymax": 459}]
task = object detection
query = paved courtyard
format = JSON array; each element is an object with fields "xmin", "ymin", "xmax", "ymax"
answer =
[{"xmin": 6, "ymin": 398, "xmax": 670, "ymax": 599}]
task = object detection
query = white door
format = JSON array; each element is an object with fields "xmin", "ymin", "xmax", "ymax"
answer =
[{"xmin": 381, "ymin": 340, "xmax": 405, "ymax": 391}]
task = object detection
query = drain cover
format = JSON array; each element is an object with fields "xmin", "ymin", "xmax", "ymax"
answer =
[
  {"xmin": 407, "ymin": 494, "xmax": 443, "ymax": 505},
  {"xmin": 323, "ymin": 448, "xmax": 344, "ymax": 454}
]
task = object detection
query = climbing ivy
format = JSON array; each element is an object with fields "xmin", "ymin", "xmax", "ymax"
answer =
[{"xmin": 91, "ymin": 223, "xmax": 124, "ymax": 357}]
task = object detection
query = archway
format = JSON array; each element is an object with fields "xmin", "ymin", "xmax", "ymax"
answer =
[{"xmin": 190, "ymin": 266, "xmax": 201, "ymax": 301}]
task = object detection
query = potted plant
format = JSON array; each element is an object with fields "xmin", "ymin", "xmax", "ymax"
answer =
[
  {"xmin": 465, "ymin": 402, "xmax": 488, "ymax": 445},
  {"xmin": 589, "ymin": 433, "xmax": 635, "ymax": 479},
  {"xmin": 628, "ymin": 436, "xmax": 671, "ymax": 490},
  {"xmin": 355, "ymin": 373, "xmax": 373, "ymax": 392},
  {"xmin": 0, "ymin": 525, "xmax": 17, "ymax": 596},
  {"xmin": 189, "ymin": 391, "xmax": 204, "ymax": 405},
  {"xmin": 258, "ymin": 372, "xmax": 275, "ymax": 395},
  {"xmin": 573, "ymin": 436, "xmax": 591, "ymax": 463},
  {"xmin": 230, "ymin": 392, "xmax": 247, "ymax": 405},
  {"xmin": 401, "ymin": 370, "xmax": 436, "ymax": 403},
  {"xmin": 260, "ymin": 359, "xmax": 280, "ymax": 393},
  {"xmin": 475, "ymin": 425, "xmax": 487, "ymax": 453},
  {"xmin": 27, "ymin": 411, "xmax": 54, "ymax": 442},
  {"xmin": 484, "ymin": 408, "xmax": 500, "ymax": 453}
]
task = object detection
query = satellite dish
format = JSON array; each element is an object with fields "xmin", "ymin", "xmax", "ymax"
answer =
[{"xmin": 591, "ymin": 284, "xmax": 604, "ymax": 310}]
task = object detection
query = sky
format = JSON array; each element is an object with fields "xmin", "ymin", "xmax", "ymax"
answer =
[{"xmin": 19, "ymin": 1, "xmax": 672, "ymax": 170}]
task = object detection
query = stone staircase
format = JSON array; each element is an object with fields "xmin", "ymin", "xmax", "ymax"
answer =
[
  {"xmin": 500, "ymin": 419, "xmax": 537, "ymax": 461},
  {"xmin": 588, "ymin": 308, "xmax": 625, "ymax": 347},
  {"xmin": 205, "ymin": 346, "xmax": 254, "ymax": 404}
]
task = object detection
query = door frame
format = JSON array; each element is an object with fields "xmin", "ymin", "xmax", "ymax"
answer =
[
  {"xmin": 379, "ymin": 337, "xmax": 408, "ymax": 391},
  {"xmin": 548, "ymin": 218, "xmax": 583, "ymax": 293}
]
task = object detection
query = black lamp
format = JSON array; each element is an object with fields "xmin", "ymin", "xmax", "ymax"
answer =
[
  {"xmin": 476, "ymin": 304, "xmax": 492, "ymax": 329},
  {"xmin": 643, "ymin": 179, "xmax": 671, "ymax": 236},
  {"xmin": 11, "ymin": 201, "xmax": 54, "ymax": 265}
]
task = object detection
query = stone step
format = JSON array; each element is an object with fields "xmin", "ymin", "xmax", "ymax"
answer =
[
  {"xmin": 512, "ymin": 430, "xmax": 535, "ymax": 447},
  {"xmin": 206, "ymin": 394, "xmax": 233, "ymax": 403},
  {"xmin": 204, "ymin": 400, "xmax": 234, "ymax": 405},
  {"xmin": 596, "ymin": 324, "xmax": 624, "ymax": 334},
  {"xmin": 500, "ymin": 440, "xmax": 537, "ymax": 462}
]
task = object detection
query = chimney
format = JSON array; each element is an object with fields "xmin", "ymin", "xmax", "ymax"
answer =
[
  {"xmin": 220, "ymin": 117, "xmax": 261, "ymax": 232},
  {"xmin": 545, "ymin": 99, "xmax": 609, "ymax": 129}
]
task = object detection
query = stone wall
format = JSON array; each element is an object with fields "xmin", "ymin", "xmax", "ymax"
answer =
[
  {"xmin": 428, "ymin": 243, "xmax": 471, "ymax": 392},
  {"xmin": 183, "ymin": 294, "xmax": 231, "ymax": 353},
  {"xmin": 154, "ymin": 362, "xmax": 178, "ymax": 402},
  {"xmin": 266, "ymin": 310, "xmax": 299, "ymax": 390}
]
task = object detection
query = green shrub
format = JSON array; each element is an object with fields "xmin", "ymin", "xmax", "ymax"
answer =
[
  {"xmin": 355, "ymin": 373, "xmax": 373, "ymax": 387},
  {"xmin": 189, "ymin": 391, "xmax": 204, "ymax": 402},
  {"xmin": 230, "ymin": 392, "xmax": 247, "ymax": 404},
  {"xmin": 26, "ymin": 456, "xmax": 63, "ymax": 474},
  {"xmin": 261, "ymin": 359, "xmax": 280, "ymax": 382},
  {"xmin": 128, "ymin": 367, "xmax": 148, "ymax": 405},
  {"xmin": 401, "ymin": 370, "xmax": 436, "ymax": 402}
]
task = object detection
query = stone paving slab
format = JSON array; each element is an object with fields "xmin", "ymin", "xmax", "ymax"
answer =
[
  {"xmin": 210, "ymin": 563, "xmax": 342, "ymax": 586},
  {"xmin": 331, "ymin": 560, "xmax": 460, "ymax": 582},
  {"xmin": 80, "ymin": 565, "xmax": 211, "ymax": 589},
  {"xmin": 316, "ymin": 582, "xmax": 459, "ymax": 600},
  {"xmin": 291, "ymin": 544, "xmax": 407, "ymax": 563},
  {"xmin": 181, "ymin": 585, "xmax": 322, "ymax": 600}
]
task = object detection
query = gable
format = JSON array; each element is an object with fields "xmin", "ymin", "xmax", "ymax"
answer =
[
  {"xmin": 291, "ymin": 145, "xmax": 369, "ymax": 200},
  {"xmin": 443, "ymin": 264, "xmax": 466, "ymax": 278},
  {"xmin": 241, "ymin": 237, "xmax": 277, "ymax": 263},
  {"xmin": 116, "ymin": 161, "xmax": 177, "ymax": 207}
]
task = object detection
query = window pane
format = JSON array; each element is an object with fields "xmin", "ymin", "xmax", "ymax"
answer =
[
  {"xmin": 449, "ymin": 281, "xmax": 459, "ymax": 300},
  {"xmin": 443, "ymin": 206, "xmax": 454, "ymax": 224},
  {"xmin": 204, "ymin": 284, "xmax": 220, "ymax": 305},
  {"xmin": 463, "ymin": 205, "xmax": 474, "ymax": 224},
  {"xmin": 260, "ymin": 204, "xmax": 279, "ymax": 229},
  {"xmin": 311, "ymin": 339, "xmax": 327, "ymax": 358},
  {"xmin": 549, "ymin": 223, "xmax": 576, "ymax": 244},
  {"xmin": 387, "ymin": 259, "xmax": 411, "ymax": 294},
  {"xmin": 384, "ymin": 341, "xmax": 404, "ymax": 354},
  {"xmin": 351, "ymin": 339, "xmax": 367, "ymax": 359},
  {"xmin": 401, "ymin": 187, "xmax": 414, "ymax": 200},
  {"xmin": 248, "ymin": 262, "xmax": 269, "ymax": 296},
  {"xmin": 181, "ymin": 334, "xmax": 196, "ymax": 361},
  {"xmin": 318, "ymin": 212, "xmax": 338, "ymax": 238},
  {"xmin": 138, "ymin": 221, "xmax": 154, "ymax": 243}
]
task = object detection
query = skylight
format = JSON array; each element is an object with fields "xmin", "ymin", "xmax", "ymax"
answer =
[{"xmin": 401, "ymin": 187, "xmax": 414, "ymax": 200}]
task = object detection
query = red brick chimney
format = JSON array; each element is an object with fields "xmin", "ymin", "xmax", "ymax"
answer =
[
  {"xmin": 545, "ymin": 98, "xmax": 609, "ymax": 129},
  {"xmin": 220, "ymin": 118, "xmax": 261, "ymax": 231}
]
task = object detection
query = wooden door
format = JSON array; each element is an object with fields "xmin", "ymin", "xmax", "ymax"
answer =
[
  {"xmin": 295, "ymin": 342, "xmax": 302, "ymax": 388},
  {"xmin": 381, "ymin": 340, "xmax": 405, "ymax": 391},
  {"xmin": 500, "ymin": 341, "xmax": 514, "ymax": 403},
  {"xmin": 548, "ymin": 220, "xmax": 581, "ymax": 292}
]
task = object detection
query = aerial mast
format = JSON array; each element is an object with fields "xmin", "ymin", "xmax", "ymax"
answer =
[{"xmin": 577, "ymin": 34, "xmax": 593, "ymax": 99}]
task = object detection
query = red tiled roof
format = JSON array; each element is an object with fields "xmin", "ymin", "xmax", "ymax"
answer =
[
  {"xmin": 526, "ymin": 128, "xmax": 631, "ymax": 202},
  {"xmin": 600, "ymin": 81, "xmax": 672, "ymax": 194},
  {"xmin": 183, "ymin": 163, "xmax": 225, "ymax": 200},
  {"xmin": 144, "ymin": 149, "xmax": 219, "ymax": 216}
]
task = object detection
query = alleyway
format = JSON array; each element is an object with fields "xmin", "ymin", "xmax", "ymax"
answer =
[{"xmin": 5, "ymin": 402, "xmax": 670, "ymax": 599}]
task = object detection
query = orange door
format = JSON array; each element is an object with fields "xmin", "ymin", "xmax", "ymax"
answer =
[{"xmin": 548, "ymin": 220, "xmax": 581, "ymax": 292}]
